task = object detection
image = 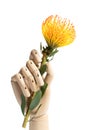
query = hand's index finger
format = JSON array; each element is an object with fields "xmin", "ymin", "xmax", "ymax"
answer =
[{"xmin": 30, "ymin": 49, "xmax": 42, "ymax": 68}]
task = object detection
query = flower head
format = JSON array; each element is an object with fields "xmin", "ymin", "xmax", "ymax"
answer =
[{"xmin": 42, "ymin": 15, "xmax": 76, "ymax": 48}]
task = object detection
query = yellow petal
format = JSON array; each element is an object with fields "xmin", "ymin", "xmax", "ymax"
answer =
[{"xmin": 42, "ymin": 15, "xmax": 76, "ymax": 48}]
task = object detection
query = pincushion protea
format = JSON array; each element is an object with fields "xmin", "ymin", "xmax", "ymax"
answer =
[
  {"xmin": 42, "ymin": 15, "xmax": 76, "ymax": 48},
  {"xmin": 22, "ymin": 15, "xmax": 76, "ymax": 128}
]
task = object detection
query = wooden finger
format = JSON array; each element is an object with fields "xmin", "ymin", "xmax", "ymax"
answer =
[
  {"xmin": 26, "ymin": 60, "xmax": 44, "ymax": 86},
  {"xmin": 14, "ymin": 73, "xmax": 30, "ymax": 97},
  {"xmin": 20, "ymin": 66, "xmax": 38, "ymax": 92},
  {"xmin": 11, "ymin": 81, "xmax": 22, "ymax": 106},
  {"xmin": 30, "ymin": 49, "xmax": 42, "ymax": 68}
]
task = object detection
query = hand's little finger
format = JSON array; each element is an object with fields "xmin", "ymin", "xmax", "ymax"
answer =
[{"xmin": 13, "ymin": 73, "xmax": 30, "ymax": 97}]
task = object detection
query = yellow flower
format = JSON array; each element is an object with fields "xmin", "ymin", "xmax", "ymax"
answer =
[{"xmin": 42, "ymin": 15, "xmax": 76, "ymax": 48}]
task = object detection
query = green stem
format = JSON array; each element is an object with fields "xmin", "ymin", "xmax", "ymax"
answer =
[
  {"xmin": 22, "ymin": 110, "xmax": 31, "ymax": 128},
  {"xmin": 22, "ymin": 54, "xmax": 47, "ymax": 128}
]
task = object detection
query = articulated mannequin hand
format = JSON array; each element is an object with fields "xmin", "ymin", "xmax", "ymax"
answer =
[{"xmin": 11, "ymin": 49, "xmax": 53, "ymax": 130}]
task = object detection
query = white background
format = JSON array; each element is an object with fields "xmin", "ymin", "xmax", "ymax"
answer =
[{"xmin": 0, "ymin": 0, "xmax": 87, "ymax": 130}]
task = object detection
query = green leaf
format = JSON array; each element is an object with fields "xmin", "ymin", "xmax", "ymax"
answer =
[
  {"xmin": 29, "ymin": 90, "xmax": 42, "ymax": 110},
  {"xmin": 41, "ymin": 82, "xmax": 48, "ymax": 97},
  {"xmin": 29, "ymin": 104, "xmax": 42, "ymax": 122},
  {"xmin": 49, "ymin": 49, "xmax": 58, "ymax": 57},
  {"xmin": 40, "ymin": 42, "xmax": 43, "ymax": 51},
  {"xmin": 21, "ymin": 94, "xmax": 26, "ymax": 115},
  {"xmin": 34, "ymin": 104, "xmax": 42, "ymax": 114},
  {"xmin": 39, "ymin": 64, "xmax": 47, "ymax": 75}
]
